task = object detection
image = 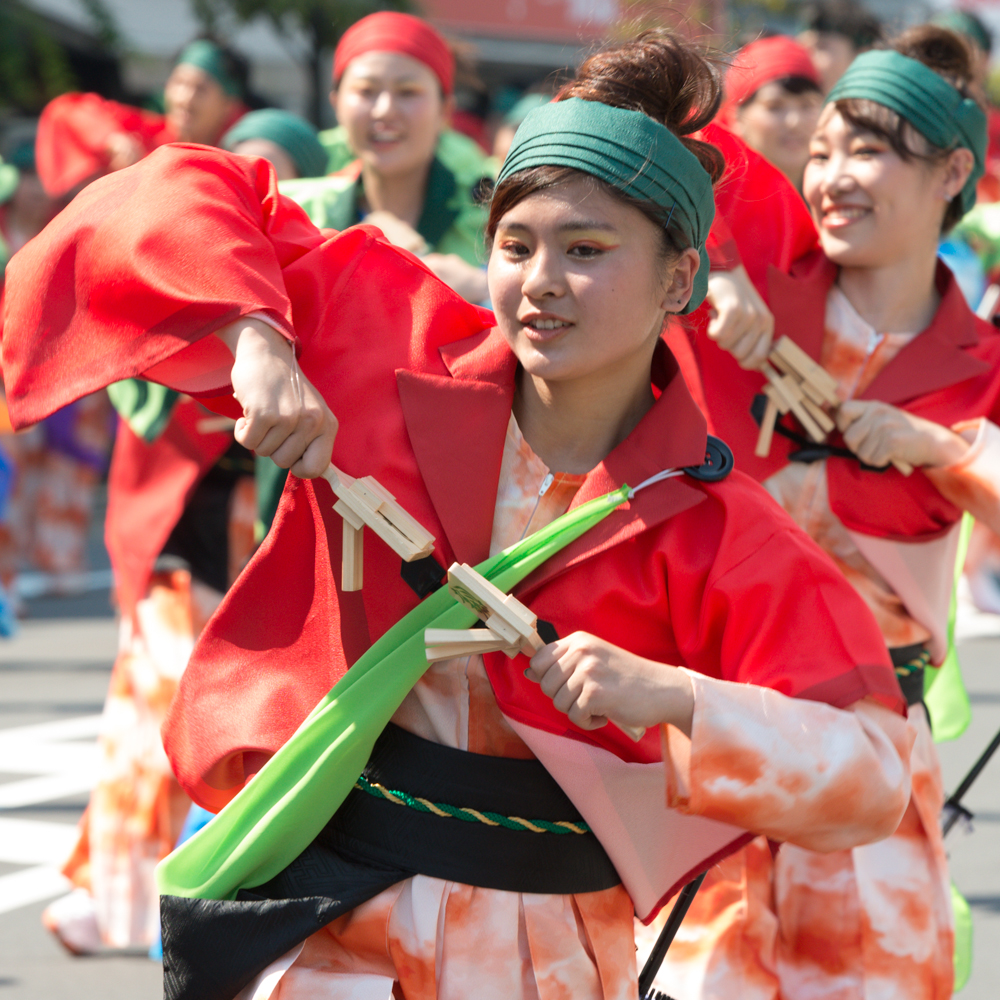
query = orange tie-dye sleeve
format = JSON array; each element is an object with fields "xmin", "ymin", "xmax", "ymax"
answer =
[{"xmin": 662, "ymin": 673, "xmax": 913, "ymax": 852}]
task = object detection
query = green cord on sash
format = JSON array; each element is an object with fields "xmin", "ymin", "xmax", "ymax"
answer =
[{"xmin": 156, "ymin": 484, "xmax": 631, "ymax": 901}]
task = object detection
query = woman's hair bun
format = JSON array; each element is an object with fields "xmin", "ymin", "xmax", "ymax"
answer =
[
  {"xmin": 558, "ymin": 30, "xmax": 725, "ymax": 182},
  {"xmin": 892, "ymin": 23, "xmax": 978, "ymax": 97}
]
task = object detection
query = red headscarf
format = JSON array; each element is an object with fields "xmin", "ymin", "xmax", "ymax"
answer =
[
  {"xmin": 333, "ymin": 12, "xmax": 454, "ymax": 96},
  {"xmin": 722, "ymin": 36, "xmax": 820, "ymax": 123}
]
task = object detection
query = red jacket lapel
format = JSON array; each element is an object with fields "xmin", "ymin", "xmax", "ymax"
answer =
[
  {"xmin": 397, "ymin": 332, "xmax": 711, "ymax": 591},
  {"xmin": 770, "ymin": 252, "xmax": 990, "ymax": 404},
  {"xmin": 396, "ymin": 328, "xmax": 515, "ymax": 566},
  {"xmin": 860, "ymin": 262, "xmax": 990, "ymax": 404},
  {"xmin": 767, "ymin": 250, "xmax": 833, "ymax": 363},
  {"xmin": 520, "ymin": 340, "xmax": 710, "ymax": 597}
]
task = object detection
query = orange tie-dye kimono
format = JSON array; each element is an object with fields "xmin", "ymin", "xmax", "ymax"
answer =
[
  {"xmin": 650, "ymin": 283, "xmax": 999, "ymax": 1000},
  {"xmin": 239, "ymin": 414, "xmax": 913, "ymax": 1000}
]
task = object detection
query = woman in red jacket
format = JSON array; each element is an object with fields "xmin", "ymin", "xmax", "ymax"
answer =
[
  {"xmin": 668, "ymin": 24, "xmax": 997, "ymax": 1000},
  {"xmin": 4, "ymin": 31, "xmax": 912, "ymax": 1000}
]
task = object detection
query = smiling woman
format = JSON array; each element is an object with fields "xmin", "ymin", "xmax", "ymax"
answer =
[
  {"xmin": 1, "ymin": 27, "xmax": 917, "ymax": 1000},
  {"xmin": 677, "ymin": 23, "xmax": 1000, "ymax": 1000},
  {"xmin": 279, "ymin": 12, "xmax": 494, "ymax": 304}
]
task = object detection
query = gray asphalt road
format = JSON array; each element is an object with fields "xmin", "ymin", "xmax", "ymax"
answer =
[{"xmin": 0, "ymin": 598, "xmax": 998, "ymax": 999}]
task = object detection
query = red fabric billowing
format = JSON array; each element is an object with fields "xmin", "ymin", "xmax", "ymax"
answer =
[
  {"xmin": 333, "ymin": 12, "xmax": 454, "ymax": 95},
  {"xmin": 104, "ymin": 399, "xmax": 235, "ymax": 619},
  {"xmin": 681, "ymin": 123, "xmax": 817, "ymax": 421},
  {"xmin": 34, "ymin": 93, "xmax": 246, "ymax": 198},
  {"xmin": 1, "ymin": 144, "xmax": 901, "ymax": 816},
  {"xmin": 721, "ymin": 36, "xmax": 819, "ymax": 124},
  {"xmin": 697, "ymin": 248, "xmax": 1000, "ymax": 541},
  {"xmin": 701, "ymin": 123, "xmax": 818, "ymax": 288},
  {"xmin": 35, "ymin": 93, "xmax": 173, "ymax": 198},
  {"xmin": 2, "ymin": 146, "xmax": 324, "ymax": 429}
]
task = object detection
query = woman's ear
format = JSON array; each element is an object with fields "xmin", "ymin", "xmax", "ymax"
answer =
[
  {"xmin": 661, "ymin": 247, "xmax": 702, "ymax": 314},
  {"xmin": 941, "ymin": 147, "xmax": 975, "ymax": 203}
]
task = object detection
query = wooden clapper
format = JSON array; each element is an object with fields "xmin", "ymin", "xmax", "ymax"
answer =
[
  {"xmin": 755, "ymin": 336, "xmax": 913, "ymax": 476},
  {"xmin": 321, "ymin": 466, "xmax": 645, "ymax": 742}
]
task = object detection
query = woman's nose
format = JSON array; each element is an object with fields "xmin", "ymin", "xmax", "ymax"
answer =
[{"xmin": 372, "ymin": 90, "xmax": 395, "ymax": 119}]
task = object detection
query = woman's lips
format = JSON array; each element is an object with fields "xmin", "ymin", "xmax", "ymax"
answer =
[
  {"xmin": 822, "ymin": 205, "xmax": 871, "ymax": 229},
  {"xmin": 520, "ymin": 317, "xmax": 573, "ymax": 343}
]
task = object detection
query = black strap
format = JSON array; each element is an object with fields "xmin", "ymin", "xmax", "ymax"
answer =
[
  {"xmin": 162, "ymin": 724, "xmax": 620, "ymax": 1000},
  {"xmin": 750, "ymin": 394, "xmax": 890, "ymax": 472}
]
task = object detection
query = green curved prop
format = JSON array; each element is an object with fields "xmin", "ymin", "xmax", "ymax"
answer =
[{"xmin": 157, "ymin": 485, "xmax": 630, "ymax": 901}]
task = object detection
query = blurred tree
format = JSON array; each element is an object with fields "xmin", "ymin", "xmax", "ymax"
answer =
[
  {"xmin": 0, "ymin": 0, "xmax": 123, "ymax": 115},
  {"xmin": 189, "ymin": 0, "xmax": 415, "ymax": 126}
]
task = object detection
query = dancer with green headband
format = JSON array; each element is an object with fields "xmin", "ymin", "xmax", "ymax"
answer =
[
  {"xmin": 674, "ymin": 24, "xmax": 999, "ymax": 999},
  {"xmin": 34, "ymin": 36, "xmax": 249, "ymax": 200},
  {"xmin": 5, "ymin": 31, "xmax": 912, "ymax": 1000}
]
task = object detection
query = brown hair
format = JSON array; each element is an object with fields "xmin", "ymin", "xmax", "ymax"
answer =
[
  {"xmin": 832, "ymin": 24, "xmax": 983, "ymax": 231},
  {"xmin": 486, "ymin": 30, "xmax": 724, "ymax": 261}
]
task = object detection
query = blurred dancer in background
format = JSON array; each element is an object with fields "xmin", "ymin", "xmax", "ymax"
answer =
[
  {"xmin": 34, "ymin": 38, "xmax": 258, "ymax": 956},
  {"xmin": 223, "ymin": 108, "xmax": 328, "ymax": 181},
  {"xmin": 282, "ymin": 12, "xmax": 495, "ymax": 304},
  {"xmin": 0, "ymin": 134, "xmax": 104, "ymax": 632},
  {"xmin": 797, "ymin": 0, "xmax": 882, "ymax": 92},
  {"xmin": 35, "ymin": 36, "xmax": 249, "ymax": 200},
  {"xmin": 721, "ymin": 35, "xmax": 823, "ymax": 192}
]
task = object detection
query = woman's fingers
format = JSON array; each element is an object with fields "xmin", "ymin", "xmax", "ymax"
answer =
[{"xmin": 221, "ymin": 318, "xmax": 338, "ymax": 477}]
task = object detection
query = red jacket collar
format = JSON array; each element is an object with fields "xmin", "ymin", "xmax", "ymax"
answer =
[
  {"xmin": 396, "ymin": 329, "xmax": 710, "ymax": 591},
  {"xmin": 768, "ymin": 250, "xmax": 989, "ymax": 406}
]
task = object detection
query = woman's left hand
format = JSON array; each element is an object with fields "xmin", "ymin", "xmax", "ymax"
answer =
[
  {"xmin": 525, "ymin": 631, "xmax": 694, "ymax": 736},
  {"xmin": 836, "ymin": 400, "xmax": 969, "ymax": 470}
]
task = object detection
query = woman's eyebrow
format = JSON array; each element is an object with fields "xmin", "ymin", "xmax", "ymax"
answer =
[{"xmin": 500, "ymin": 220, "xmax": 618, "ymax": 234}]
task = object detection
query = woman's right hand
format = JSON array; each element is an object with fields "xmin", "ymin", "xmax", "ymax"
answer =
[
  {"xmin": 706, "ymin": 265, "xmax": 775, "ymax": 370},
  {"xmin": 216, "ymin": 318, "xmax": 337, "ymax": 478}
]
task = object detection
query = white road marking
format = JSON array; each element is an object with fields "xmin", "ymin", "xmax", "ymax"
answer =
[
  {"xmin": 0, "ymin": 715, "xmax": 101, "ymax": 912},
  {"xmin": 0, "ymin": 866, "xmax": 72, "ymax": 915}
]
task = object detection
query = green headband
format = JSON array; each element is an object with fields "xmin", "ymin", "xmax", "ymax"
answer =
[
  {"xmin": 496, "ymin": 97, "xmax": 715, "ymax": 314},
  {"xmin": 223, "ymin": 109, "xmax": 328, "ymax": 178},
  {"xmin": 827, "ymin": 49, "xmax": 986, "ymax": 216},
  {"xmin": 176, "ymin": 40, "xmax": 242, "ymax": 99}
]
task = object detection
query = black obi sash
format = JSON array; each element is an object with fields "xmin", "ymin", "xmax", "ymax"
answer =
[{"xmin": 162, "ymin": 724, "xmax": 620, "ymax": 1000}]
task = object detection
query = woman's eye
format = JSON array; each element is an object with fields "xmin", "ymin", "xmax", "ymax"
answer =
[
  {"xmin": 808, "ymin": 150, "xmax": 828, "ymax": 161},
  {"xmin": 568, "ymin": 244, "xmax": 604, "ymax": 258},
  {"xmin": 852, "ymin": 145, "xmax": 882, "ymax": 157},
  {"xmin": 500, "ymin": 240, "xmax": 529, "ymax": 257}
]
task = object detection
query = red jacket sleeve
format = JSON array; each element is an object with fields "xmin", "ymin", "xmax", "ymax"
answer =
[
  {"xmin": 35, "ymin": 93, "xmax": 170, "ymax": 198},
  {"xmin": 2, "ymin": 144, "xmax": 324, "ymax": 428},
  {"xmin": 700, "ymin": 123, "xmax": 818, "ymax": 290}
]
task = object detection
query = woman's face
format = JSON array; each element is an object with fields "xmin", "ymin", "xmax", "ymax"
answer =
[
  {"xmin": 488, "ymin": 176, "xmax": 700, "ymax": 386},
  {"xmin": 335, "ymin": 51, "xmax": 450, "ymax": 179},
  {"xmin": 735, "ymin": 81, "xmax": 823, "ymax": 186},
  {"xmin": 165, "ymin": 64, "xmax": 239, "ymax": 145},
  {"xmin": 803, "ymin": 106, "xmax": 972, "ymax": 269}
]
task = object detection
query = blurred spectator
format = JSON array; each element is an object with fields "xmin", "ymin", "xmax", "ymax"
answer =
[
  {"xmin": 798, "ymin": 0, "xmax": 883, "ymax": 91},
  {"xmin": 282, "ymin": 12, "xmax": 495, "ymax": 304},
  {"xmin": 35, "ymin": 36, "xmax": 250, "ymax": 199},
  {"xmin": 0, "ymin": 136, "xmax": 107, "ymax": 628},
  {"xmin": 223, "ymin": 108, "xmax": 328, "ymax": 180},
  {"xmin": 163, "ymin": 38, "xmax": 250, "ymax": 145},
  {"xmin": 0, "ymin": 137, "xmax": 56, "ymax": 259},
  {"xmin": 492, "ymin": 91, "xmax": 550, "ymax": 164},
  {"xmin": 721, "ymin": 36, "xmax": 823, "ymax": 192}
]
